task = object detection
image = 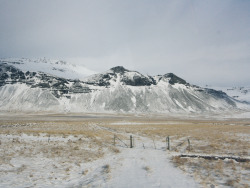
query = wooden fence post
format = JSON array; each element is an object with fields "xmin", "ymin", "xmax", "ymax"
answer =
[
  {"xmin": 167, "ymin": 136, "xmax": 170, "ymax": 150},
  {"xmin": 130, "ymin": 135, "xmax": 133, "ymax": 148},
  {"xmin": 188, "ymin": 138, "xmax": 191, "ymax": 151}
]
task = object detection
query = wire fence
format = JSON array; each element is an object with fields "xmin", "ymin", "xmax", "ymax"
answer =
[{"xmin": 113, "ymin": 135, "xmax": 192, "ymax": 151}]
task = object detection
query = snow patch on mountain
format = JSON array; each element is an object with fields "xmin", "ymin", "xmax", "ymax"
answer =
[
  {"xmin": 206, "ymin": 86, "xmax": 250, "ymax": 103},
  {"xmin": 0, "ymin": 84, "xmax": 59, "ymax": 112},
  {"xmin": 0, "ymin": 58, "xmax": 96, "ymax": 80}
]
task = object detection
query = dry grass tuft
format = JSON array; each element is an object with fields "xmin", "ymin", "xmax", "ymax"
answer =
[
  {"xmin": 102, "ymin": 164, "xmax": 111, "ymax": 173},
  {"xmin": 110, "ymin": 146, "xmax": 120, "ymax": 153},
  {"xmin": 82, "ymin": 169, "xmax": 88, "ymax": 175},
  {"xmin": 143, "ymin": 166, "xmax": 151, "ymax": 172},
  {"xmin": 172, "ymin": 156, "xmax": 188, "ymax": 166},
  {"xmin": 225, "ymin": 179, "xmax": 237, "ymax": 187}
]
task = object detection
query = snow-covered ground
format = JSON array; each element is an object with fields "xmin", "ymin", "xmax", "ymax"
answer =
[
  {"xmin": 103, "ymin": 148, "xmax": 198, "ymax": 188},
  {"xmin": 0, "ymin": 116, "xmax": 249, "ymax": 187},
  {"xmin": 0, "ymin": 131, "xmax": 198, "ymax": 188}
]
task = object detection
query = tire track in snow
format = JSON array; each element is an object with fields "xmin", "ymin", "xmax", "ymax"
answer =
[{"xmin": 105, "ymin": 147, "xmax": 200, "ymax": 188}]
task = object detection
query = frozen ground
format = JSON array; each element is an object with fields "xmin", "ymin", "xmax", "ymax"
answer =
[
  {"xmin": 101, "ymin": 148, "xmax": 198, "ymax": 188},
  {"xmin": 0, "ymin": 114, "xmax": 249, "ymax": 187},
  {"xmin": 0, "ymin": 130, "xmax": 198, "ymax": 188},
  {"xmin": 68, "ymin": 142, "xmax": 199, "ymax": 188}
]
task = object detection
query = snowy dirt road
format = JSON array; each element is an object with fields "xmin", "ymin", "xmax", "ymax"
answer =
[
  {"xmin": 105, "ymin": 148, "xmax": 199, "ymax": 188},
  {"xmin": 70, "ymin": 146, "xmax": 199, "ymax": 188}
]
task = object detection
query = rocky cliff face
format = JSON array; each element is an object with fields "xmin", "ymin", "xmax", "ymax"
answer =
[{"xmin": 0, "ymin": 61, "xmax": 246, "ymax": 113}]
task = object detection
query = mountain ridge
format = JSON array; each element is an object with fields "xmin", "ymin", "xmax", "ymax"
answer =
[
  {"xmin": 0, "ymin": 58, "xmax": 96, "ymax": 80},
  {"xmin": 0, "ymin": 59, "xmax": 249, "ymax": 113}
]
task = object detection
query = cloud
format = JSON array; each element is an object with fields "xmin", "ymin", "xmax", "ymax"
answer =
[{"xmin": 0, "ymin": 0, "xmax": 250, "ymax": 86}]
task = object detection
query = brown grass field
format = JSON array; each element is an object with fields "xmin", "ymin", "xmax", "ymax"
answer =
[{"xmin": 0, "ymin": 113, "xmax": 249, "ymax": 187}]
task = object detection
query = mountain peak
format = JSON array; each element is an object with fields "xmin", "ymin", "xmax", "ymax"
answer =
[
  {"xmin": 164, "ymin": 73, "xmax": 187, "ymax": 85},
  {"xmin": 110, "ymin": 66, "xmax": 128, "ymax": 73}
]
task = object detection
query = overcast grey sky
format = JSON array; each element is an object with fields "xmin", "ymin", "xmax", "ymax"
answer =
[{"xmin": 0, "ymin": 0, "xmax": 249, "ymax": 86}]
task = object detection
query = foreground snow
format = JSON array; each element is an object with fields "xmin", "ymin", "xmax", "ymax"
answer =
[
  {"xmin": 0, "ymin": 133, "xmax": 199, "ymax": 188},
  {"xmin": 103, "ymin": 148, "xmax": 198, "ymax": 188},
  {"xmin": 1, "ymin": 116, "xmax": 249, "ymax": 187}
]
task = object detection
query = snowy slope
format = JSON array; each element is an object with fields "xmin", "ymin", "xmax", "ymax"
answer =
[
  {"xmin": 208, "ymin": 86, "xmax": 250, "ymax": 103},
  {"xmin": 0, "ymin": 58, "xmax": 96, "ymax": 80},
  {"xmin": 0, "ymin": 63, "xmax": 249, "ymax": 113}
]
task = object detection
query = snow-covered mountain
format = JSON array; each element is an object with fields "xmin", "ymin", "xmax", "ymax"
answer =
[
  {"xmin": 0, "ymin": 61, "xmax": 249, "ymax": 113},
  {"xmin": 0, "ymin": 58, "xmax": 96, "ymax": 80},
  {"xmin": 208, "ymin": 86, "xmax": 250, "ymax": 104}
]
